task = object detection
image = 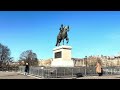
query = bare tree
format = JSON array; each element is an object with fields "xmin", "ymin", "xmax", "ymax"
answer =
[
  {"xmin": 0, "ymin": 43, "xmax": 11, "ymax": 66},
  {"xmin": 19, "ymin": 50, "xmax": 38, "ymax": 66}
]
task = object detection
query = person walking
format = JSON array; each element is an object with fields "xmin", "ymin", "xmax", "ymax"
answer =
[
  {"xmin": 95, "ymin": 62, "xmax": 102, "ymax": 76},
  {"xmin": 24, "ymin": 63, "xmax": 29, "ymax": 76}
]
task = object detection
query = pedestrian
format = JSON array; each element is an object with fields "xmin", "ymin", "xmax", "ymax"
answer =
[
  {"xmin": 24, "ymin": 63, "xmax": 29, "ymax": 75},
  {"xmin": 95, "ymin": 62, "xmax": 102, "ymax": 76}
]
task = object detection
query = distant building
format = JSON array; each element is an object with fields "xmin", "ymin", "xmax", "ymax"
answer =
[
  {"xmin": 38, "ymin": 54, "xmax": 120, "ymax": 67},
  {"xmin": 38, "ymin": 58, "xmax": 53, "ymax": 67}
]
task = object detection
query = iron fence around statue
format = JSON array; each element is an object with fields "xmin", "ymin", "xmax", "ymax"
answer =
[
  {"xmin": 18, "ymin": 66, "xmax": 120, "ymax": 78},
  {"xmin": 0, "ymin": 66, "xmax": 19, "ymax": 72}
]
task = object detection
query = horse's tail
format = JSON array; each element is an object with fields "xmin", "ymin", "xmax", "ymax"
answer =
[
  {"xmin": 55, "ymin": 35, "xmax": 59, "ymax": 46},
  {"xmin": 55, "ymin": 39, "xmax": 58, "ymax": 46},
  {"xmin": 55, "ymin": 41, "xmax": 58, "ymax": 46}
]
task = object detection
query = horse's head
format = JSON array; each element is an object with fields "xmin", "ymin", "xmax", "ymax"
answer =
[
  {"xmin": 67, "ymin": 26, "xmax": 69, "ymax": 32},
  {"xmin": 64, "ymin": 26, "xmax": 69, "ymax": 32}
]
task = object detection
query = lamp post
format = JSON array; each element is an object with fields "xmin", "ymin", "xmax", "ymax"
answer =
[
  {"xmin": 41, "ymin": 66, "xmax": 44, "ymax": 78},
  {"xmin": 84, "ymin": 56, "xmax": 87, "ymax": 76},
  {"xmin": 0, "ymin": 48, "xmax": 2, "ymax": 61}
]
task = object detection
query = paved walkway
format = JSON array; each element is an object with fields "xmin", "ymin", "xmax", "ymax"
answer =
[
  {"xmin": 47, "ymin": 75, "xmax": 120, "ymax": 79},
  {"xmin": 75, "ymin": 75, "xmax": 120, "ymax": 79},
  {"xmin": 0, "ymin": 71, "xmax": 120, "ymax": 79},
  {"xmin": 0, "ymin": 71, "xmax": 37, "ymax": 79}
]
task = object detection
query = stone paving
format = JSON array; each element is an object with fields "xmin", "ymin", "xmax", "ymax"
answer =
[
  {"xmin": 75, "ymin": 75, "xmax": 120, "ymax": 79},
  {"xmin": 46, "ymin": 75, "xmax": 120, "ymax": 79},
  {"xmin": 0, "ymin": 71, "xmax": 37, "ymax": 79},
  {"xmin": 0, "ymin": 71, "xmax": 120, "ymax": 79}
]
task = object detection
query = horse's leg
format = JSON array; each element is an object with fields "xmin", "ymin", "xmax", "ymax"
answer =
[
  {"xmin": 59, "ymin": 39, "xmax": 61, "ymax": 46},
  {"xmin": 58, "ymin": 43, "xmax": 60, "ymax": 46},
  {"xmin": 63, "ymin": 39, "xmax": 64, "ymax": 45},
  {"xmin": 66, "ymin": 37, "xmax": 69, "ymax": 44},
  {"xmin": 58, "ymin": 39, "xmax": 61, "ymax": 46}
]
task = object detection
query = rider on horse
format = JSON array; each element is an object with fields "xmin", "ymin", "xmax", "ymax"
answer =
[
  {"xmin": 55, "ymin": 24, "xmax": 69, "ymax": 46},
  {"xmin": 59, "ymin": 24, "xmax": 64, "ymax": 36}
]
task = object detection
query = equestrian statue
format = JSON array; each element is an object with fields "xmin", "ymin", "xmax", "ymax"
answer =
[{"xmin": 55, "ymin": 24, "xmax": 70, "ymax": 46}]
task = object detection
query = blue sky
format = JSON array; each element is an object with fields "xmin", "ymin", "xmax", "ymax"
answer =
[{"xmin": 0, "ymin": 11, "xmax": 120, "ymax": 61}]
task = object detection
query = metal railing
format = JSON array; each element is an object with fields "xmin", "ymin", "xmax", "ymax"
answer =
[
  {"xmin": 0, "ymin": 66, "xmax": 19, "ymax": 72},
  {"xmin": 102, "ymin": 67, "xmax": 120, "ymax": 75},
  {"xmin": 18, "ymin": 66, "xmax": 120, "ymax": 78}
]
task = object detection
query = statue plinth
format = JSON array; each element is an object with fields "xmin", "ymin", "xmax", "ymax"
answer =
[{"xmin": 51, "ymin": 45, "xmax": 74, "ymax": 67}]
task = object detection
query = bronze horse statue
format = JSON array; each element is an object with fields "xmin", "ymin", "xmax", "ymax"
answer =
[{"xmin": 55, "ymin": 25, "xmax": 70, "ymax": 46}]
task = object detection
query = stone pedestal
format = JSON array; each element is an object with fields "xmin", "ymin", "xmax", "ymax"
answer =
[{"xmin": 51, "ymin": 45, "xmax": 74, "ymax": 67}]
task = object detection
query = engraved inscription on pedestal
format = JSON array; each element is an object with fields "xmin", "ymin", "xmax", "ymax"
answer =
[{"xmin": 55, "ymin": 51, "xmax": 62, "ymax": 58}]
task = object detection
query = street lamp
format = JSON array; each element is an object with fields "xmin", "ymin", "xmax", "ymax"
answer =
[
  {"xmin": 0, "ymin": 48, "xmax": 2, "ymax": 61},
  {"xmin": 41, "ymin": 66, "xmax": 44, "ymax": 78},
  {"xmin": 85, "ymin": 56, "xmax": 87, "ymax": 67},
  {"xmin": 84, "ymin": 56, "xmax": 87, "ymax": 76}
]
